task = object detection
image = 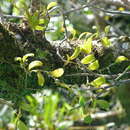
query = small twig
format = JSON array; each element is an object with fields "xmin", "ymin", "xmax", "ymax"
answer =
[
  {"xmin": 115, "ymin": 66, "xmax": 130, "ymax": 80},
  {"xmin": 65, "ymin": 72, "xmax": 117, "ymax": 79},
  {"xmin": 91, "ymin": 109, "xmax": 123, "ymax": 119},
  {"xmin": 0, "ymin": 98, "xmax": 13, "ymax": 107},
  {"xmin": 70, "ymin": 78, "xmax": 130, "ymax": 111},
  {"xmin": 48, "ymin": 6, "xmax": 60, "ymax": 14},
  {"xmin": 56, "ymin": 38, "xmax": 67, "ymax": 62},
  {"xmin": 56, "ymin": 47, "xmax": 66, "ymax": 62},
  {"xmin": 1, "ymin": 2, "xmax": 130, "ymax": 20},
  {"xmin": 3, "ymin": 14, "xmax": 24, "ymax": 19},
  {"xmin": 65, "ymin": 71, "xmax": 130, "ymax": 79},
  {"xmin": 118, "ymin": 79, "xmax": 130, "ymax": 85},
  {"xmin": 92, "ymin": 6, "xmax": 130, "ymax": 16}
]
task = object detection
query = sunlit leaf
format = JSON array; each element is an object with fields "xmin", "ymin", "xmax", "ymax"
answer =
[
  {"xmin": 118, "ymin": 7, "xmax": 125, "ymax": 11},
  {"xmin": 35, "ymin": 25, "xmax": 45, "ymax": 31},
  {"xmin": 101, "ymin": 37, "xmax": 111, "ymax": 47},
  {"xmin": 70, "ymin": 46, "xmax": 81, "ymax": 60},
  {"xmin": 96, "ymin": 100, "xmax": 109, "ymax": 110},
  {"xmin": 15, "ymin": 57, "xmax": 22, "ymax": 62},
  {"xmin": 84, "ymin": 115, "xmax": 92, "ymax": 124},
  {"xmin": 47, "ymin": 2, "xmax": 57, "ymax": 10},
  {"xmin": 91, "ymin": 77, "xmax": 106, "ymax": 87},
  {"xmin": 88, "ymin": 60, "xmax": 99, "ymax": 70},
  {"xmin": 22, "ymin": 53, "xmax": 34, "ymax": 62},
  {"xmin": 81, "ymin": 37, "xmax": 92, "ymax": 54},
  {"xmin": 81, "ymin": 54, "xmax": 95, "ymax": 64},
  {"xmin": 115, "ymin": 56, "xmax": 128, "ymax": 63},
  {"xmin": 39, "ymin": 19, "xmax": 45, "ymax": 24},
  {"xmin": 30, "ymin": 69, "xmax": 40, "ymax": 73},
  {"xmin": 50, "ymin": 68, "xmax": 64, "ymax": 78},
  {"xmin": 37, "ymin": 72, "xmax": 45, "ymax": 86},
  {"xmin": 28, "ymin": 61, "xmax": 43, "ymax": 70},
  {"xmin": 55, "ymin": 81, "xmax": 70, "ymax": 89}
]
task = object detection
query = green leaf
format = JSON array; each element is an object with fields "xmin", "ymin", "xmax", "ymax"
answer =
[
  {"xmin": 47, "ymin": 2, "xmax": 57, "ymax": 10},
  {"xmin": 44, "ymin": 95, "xmax": 59, "ymax": 126},
  {"xmin": 104, "ymin": 25, "xmax": 110, "ymax": 34},
  {"xmin": 28, "ymin": 60, "xmax": 43, "ymax": 70},
  {"xmin": 126, "ymin": 65, "xmax": 130, "ymax": 70},
  {"xmin": 37, "ymin": 72, "xmax": 45, "ymax": 86},
  {"xmin": 115, "ymin": 56, "xmax": 128, "ymax": 63},
  {"xmin": 81, "ymin": 37, "xmax": 92, "ymax": 54},
  {"xmin": 35, "ymin": 25, "xmax": 45, "ymax": 31},
  {"xmin": 20, "ymin": 102, "xmax": 31, "ymax": 112},
  {"xmin": 17, "ymin": 120, "xmax": 28, "ymax": 130},
  {"xmin": 88, "ymin": 60, "xmax": 99, "ymax": 70},
  {"xmin": 55, "ymin": 81, "xmax": 70, "ymax": 90},
  {"xmin": 15, "ymin": 57, "xmax": 22, "ymax": 62},
  {"xmin": 39, "ymin": 19, "xmax": 45, "ymax": 24},
  {"xmin": 91, "ymin": 77, "xmax": 106, "ymax": 87},
  {"xmin": 22, "ymin": 53, "xmax": 34, "ymax": 63},
  {"xmin": 96, "ymin": 100, "xmax": 109, "ymax": 110},
  {"xmin": 28, "ymin": 11, "xmax": 39, "ymax": 29},
  {"xmin": 101, "ymin": 37, "xmax": 111, "ymax": 47},
  {"xmin": 70, "ymin": 46, "xmax": 81, "ymax": 60},
  {"xmin": 81, "ymin": 54, "xmax": 95, "ymax": 64},
  {"xmin": 79, "ymin": 96, "xmax": 85, "ymax": 106},
  {"xmin": 84, "ymin": 115, "xmax": 92, "ymax": 124},
  {"xmin": 50, "ymin": 68, "xmax": 64, "ymax": 78}
]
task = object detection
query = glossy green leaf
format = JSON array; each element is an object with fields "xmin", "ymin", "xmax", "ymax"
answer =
[
  {"xmin": 81, "ymin": 37, "xmax": 92, "ymax": 54},
  {"xmin": 81, "ymin": 54, "xmax": 95, "ymax": 64},
  {"xmin": 39, "ymin": 19, "xmax": 45, "ymax": 24},
  {"xmin": 88, "ymin": 60, "xmax": 99, "ymax": 70},
  {"xmin": 50, "ymin": 68, "xmax": 64, "ymax": 78},
  {"xmin": 22, "ymin": 53, "xmax": 34, "ymax": 62},
  {"xmin": 47, "ymin": 2, "xmax": 57, "ymax": 10},
  {"xmin": 96, "ymin": 100, "xmax": 109, "ymax": 110},
  {"xmin": 115, "ymin": 56, "xmax": 128, "ymax": 63},
  {"xmin": 35, "ymin": 25, "xmax": 45, "ymax": 31},
  {"xmin": 28, "ymin": 60, "xmax": 43, "ymax": 70},
  {"xmin": 37, "ymin": 72, "xmax": 45, "ymax": 86},
  {"xmin": 84, "ymin": 115, "xmax": 92, "ymax": 124},
  {"xmin": 91, "ymin": 77, "xmax": 106, "ymax": 87},
  {"xmin": 15, "ymin": 57, "xmax": 22, "ymax": 62},
  {"xmin": 101, "ymin": 37, "xmax": 111, "ymax": 47},
  {"xmin": 70, "ymin": 46, "xmax": 81, "ymax": 60}
]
